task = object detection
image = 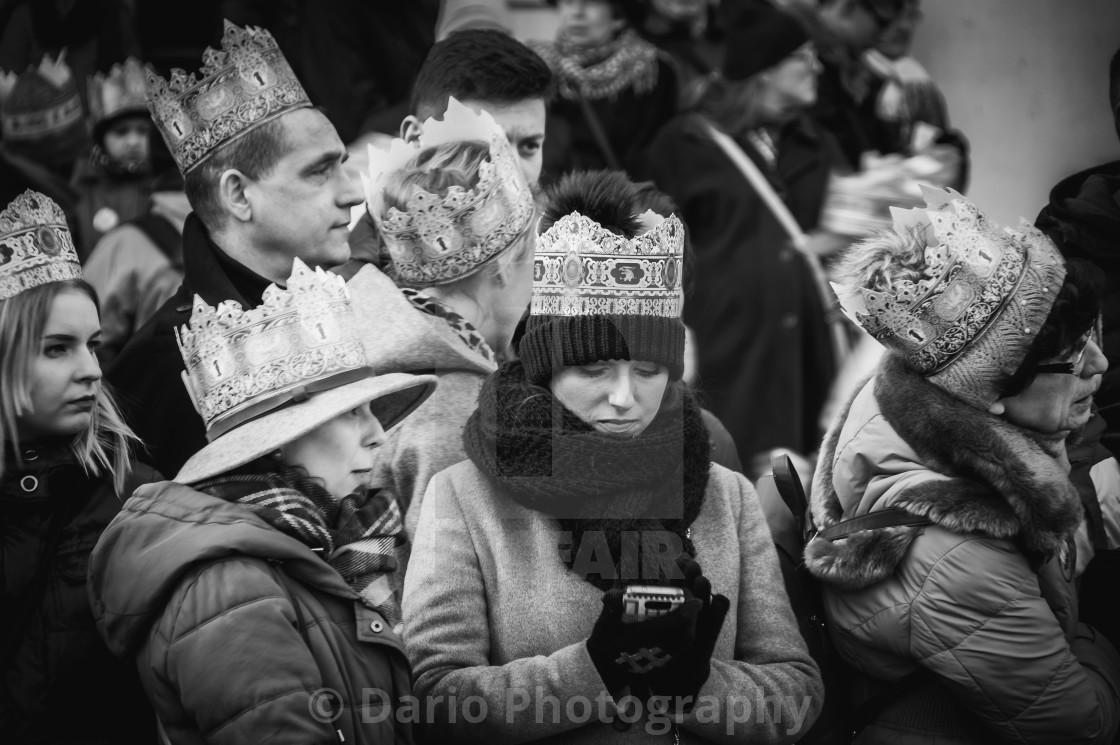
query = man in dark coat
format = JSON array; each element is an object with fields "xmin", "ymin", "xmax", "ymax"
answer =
[
  {"xmin": 107, "ymin": 21, "xmax": 362, "ymax": 479},
  {"xmin": 638, "ymin": 0, "xmax": 840, "ymax": 474}
]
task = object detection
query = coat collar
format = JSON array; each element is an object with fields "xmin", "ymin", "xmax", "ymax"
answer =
[
  {"xmin": 180, "ymin": 213, "xmax": 273, "ymax": 310},
  {"xmin": 806, "ymin": 353, "xmax": 1083, "ymax": 590}
]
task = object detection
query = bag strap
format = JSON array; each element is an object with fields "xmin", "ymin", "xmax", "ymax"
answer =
[
  {"xmin": 817, "ymin": 508, "xmax": 933, "ymax": 542},
  {"xmin": 701, "ymin": 118, "xmax": 851, "ymax": 365},
  {"xmin": 771, "ymin": 453, "xmax": 808, "ymax": 539},
  {"xmin": 576, "ymin": 93, "xmax": 622, "ymax": 171},
  {"xmin": 129, "ymin": 213, "xmax": 183, "ymax": 269}
]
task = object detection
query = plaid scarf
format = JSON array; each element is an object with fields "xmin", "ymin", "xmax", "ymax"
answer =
[
  {"xmin": 198, "ymin": 464, "xmax": 403, "ymax": 626},
  {"xmin": 402, "ymin": 287, "xmax": 496, "ymax": 364},
  {"xmin": 531, "ymin": 29, "xmax": 660, "ymax": 102}
]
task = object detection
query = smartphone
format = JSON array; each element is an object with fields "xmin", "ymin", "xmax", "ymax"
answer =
[{"xmin": 621, "ymin": 585, "xmax": 685, "ymax": 624}]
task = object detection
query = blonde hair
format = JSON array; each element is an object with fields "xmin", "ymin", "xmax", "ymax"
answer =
[
  {"xmin": 0, "ymin": 280, "xmax": 138, "ymax": 493},
  {"xmin": 379, "ymin": 139, "xmax": 536, "ymax": 291}
]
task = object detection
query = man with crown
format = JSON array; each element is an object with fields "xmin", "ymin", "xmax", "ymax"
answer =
[
  {"xmin": 105, "ymin": 21, "xmax": 364, "ymax": 479},
  {"xmin": 71, "ymin": 57, "xmax": 154, "ymax": 261},
  {"xmin": 802, "ymin": 186, "xmax": 1120, "ymax": 743}
]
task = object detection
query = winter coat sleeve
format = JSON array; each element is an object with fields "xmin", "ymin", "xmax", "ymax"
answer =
[
  {"xmin": 906, "ymin": 533, "xmax": 1120, "ymax": 745},
  {"xmin": 145, "ymin": 557, "xmax": 339, "ymax": 745},
  {"xmin": 402, "ymin": 470, "xmax": 609, "ymax": 743},
  {"xmin": 678, "ymin": 471, "xmax": 824, "ymax": 744}
]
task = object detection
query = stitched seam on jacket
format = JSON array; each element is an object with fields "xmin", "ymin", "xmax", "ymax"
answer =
[{"xmin": 205, "ymin": 688, "xmax": 316, "ymax": 738}]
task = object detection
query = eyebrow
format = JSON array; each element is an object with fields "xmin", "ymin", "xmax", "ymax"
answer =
[
  {"xmin": 301, "ymin": 148, "xmax": 346, "ymax": 174},
  {"xmin": 43, "ymin": 330, "xmax": 102, "ymax": 342}
]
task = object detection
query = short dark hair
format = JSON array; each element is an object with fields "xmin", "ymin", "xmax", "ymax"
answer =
[
  {"xmin": 1110, "ymin": 45, "xmax": 1120, "ymax": 141},
  {"xmin": 183, "ymin": 117, "xmax": 288, "ymax": 232},
  {"xmin": 410, "ymin": 29, "xmax": 554, "ymax": 121},
  {"xmin": 1001, "ymin": 257, "xmax": 1103, "ymax": 396}
]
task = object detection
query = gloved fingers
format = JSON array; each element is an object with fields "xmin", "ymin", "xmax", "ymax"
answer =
[
  {"xmin": 601, "ymin": 588, "xmax": 625, "ymax": 616},
  {"xmin": 691, "ymin": 575, "xmax": 712, "ymax": 607},
  {"xmin": 675, "ymin": 554, "xmax": 702, "ymax": 590}
]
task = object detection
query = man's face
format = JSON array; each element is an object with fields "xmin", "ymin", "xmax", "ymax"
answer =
[
  {"xmin": 459, "ymin": 98, "xmax": 547, "ymax": 186},
  {"xmin": 820, "ymin": 0, "xmax": 897, "ymax": 52},
  {"xmin": 243, "ymin": 108, "xmax": 363, "ymax": 273}
]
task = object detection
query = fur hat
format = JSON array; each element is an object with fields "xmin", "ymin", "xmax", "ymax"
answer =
[
  {"xmin": 833, "ymin": 186, "xmax": 1067, "ymax": 409},
  {"xmin": 520, "ymin": 170, "xmax": 685, "ymax": 384}
]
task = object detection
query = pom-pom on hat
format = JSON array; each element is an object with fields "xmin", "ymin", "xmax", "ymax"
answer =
[
  {"xmin": 719, "ymin": 0, "xmax": 810, "ymax": 81},
  {"xmin": 833, "ymin": 185, "xmax": 1067, "ymax": 409},
  {"xmin": 520, "ymin": 170, "xmax": 686, "ymax": 384}
]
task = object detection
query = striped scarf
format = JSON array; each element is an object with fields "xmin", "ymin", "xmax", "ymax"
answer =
[{"xmin": 197, "ymin": 464, "xmax": 403, "ymax": 626}]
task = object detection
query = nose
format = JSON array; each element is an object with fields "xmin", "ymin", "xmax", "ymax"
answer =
[
  {"xmin": 1082, "ymin": 338, "xmax": 1108, "ymax": 377},
  {"xmin": 77, "ymin": 345, "xmax": 103, "ymax": 384},
  {"xmin": 607, "ymin": 370, "xmax": 636, "ymax": 410},
  {"xmin": 361, "ymin": 406, "xmax": 387, "ymax": 449},
  {"xmin": 337, "ymin": 168, "xmax": 364, "ymax": 210}
]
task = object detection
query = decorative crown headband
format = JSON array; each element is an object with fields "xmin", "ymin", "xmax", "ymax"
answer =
[
  {"xmin": 175, "ymin": 259, "xmax": 370, "ymax": 440},
  {"xmin": 532, "ymin": 210, "xmax": 685, "ymax": 319},
  {"xmin": 362, "ymin": 96, "xmax": 536, "ymax": 286},
  {"xmin": 0, "ymin": 53, "xmax": 84, "ymax": 141},
  {"xmin": 88, "ymin": 57, "xmax": 149, "ymax": 127},
  {"xmin": 833, "ymin": 185, "xmax": 1066, "ymax": 407},
  {"xmin": 0, "ymin": 190, "xmax": 83, "ymax": 301},
  {"xmin": 146, "ymin": 20, "xmax": 311, "ymax": 174}
]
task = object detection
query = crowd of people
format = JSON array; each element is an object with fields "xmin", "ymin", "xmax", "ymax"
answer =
[{"xmin": 3, "ymin": 1, "xmax": 1120, "ymax": 744}]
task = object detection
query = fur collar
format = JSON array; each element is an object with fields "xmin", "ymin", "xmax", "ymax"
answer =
[{"xmin": 806, "ymin": 353, "xmax": 1083, "ymax": 590}]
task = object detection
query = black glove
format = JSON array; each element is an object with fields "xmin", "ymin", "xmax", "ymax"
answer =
[
  {"xmin": 644, "ymin": 561, "xmax": 731, "ymax": 705},
  {"xmin": 586, "ymin": 588, "xmax": 701, "ymax": 693}
]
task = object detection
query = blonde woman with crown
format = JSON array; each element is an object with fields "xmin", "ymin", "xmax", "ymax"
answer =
[
  {"xmin": 802, "ymin": 187, "xmax": 1120, "ymax": 744},
  {"xmin": 88, "ymin": 260, "xmax": 437, "ymax": 744},
  {"xmin": 0, "ymin": 191, "xmax": 155, "ymax": 743},
  {"xmin": 347, "ymin": 98, "xmax": 539, "ymax": 579},
  {"xmin": 402, "ymin": 170, "xmax": 824, "ymax": 744}
]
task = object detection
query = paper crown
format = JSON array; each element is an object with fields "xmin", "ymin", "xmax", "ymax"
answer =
[
  {"xmin": 146, "ymin": 20, "xmax": 311, "ymax": 174},
  {"xmin": 176, "ymin": 259, "xmax": 370, "ymax": 440},
  {"xmin": 0, "ymin": 53, "xmax": 84, "ymax": 141},
  {"xmin": 833, "ymin": 185, "xmax": 1066, "ymax": 407},
  {"xmin": 0, "ymin": 190, "xmax": 83, "ymax": 301},
  {"xmin": 88, "ymin": 57, "xmax": 149, "ymax": 128},
  {"xmin": 531, "ymin": 210, "xmax": 685, "ymax": 318},
  {"xmin": 362, "ymin": 97, "xmax": 536, "ymax": 286}
]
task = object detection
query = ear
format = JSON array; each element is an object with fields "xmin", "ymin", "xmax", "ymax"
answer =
[
  {"xmin": 400, "ymin": 115, "xmax": 423, "ymax": 144},
  {"xmin": 218, "ymin": 169, "xmax": 253, "ymax": 223}
]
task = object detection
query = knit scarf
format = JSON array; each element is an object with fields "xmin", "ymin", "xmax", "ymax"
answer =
[
  {"xmin": 197, "ymin": 463, "xmax": 404, "ymax": 626},
  {"xmin": 463, "ymin": 362, "xmax": 711, "ymax": 591},
  {"xmin": 532, "ymin": 29, "xmax": 660, "ymax": 102}
]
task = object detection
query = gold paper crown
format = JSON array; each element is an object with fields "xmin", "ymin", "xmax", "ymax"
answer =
[
  {"xmin": 532, "ymin": 210, "xmax": 685, "ymax": 318},
  {"xmin": 0, "ymin": 53, "xmax": 84, "ymax": 141},
  {"xmin": 176, "ymin": 259, "xmax": 369, "ymax": 440},
  {"xmin": 362, "ymin": 97, "xmax": 536, "ymax": 285},
  {"xmin": 88, "ymin": 57, "xmax": 149, "ymax": 127},
  {"xmin": 146, "ymin": 20, "xmax": 311, "ymax": 174},
  {"xmin": 0, "ymin": 190, "xmax": 83, "ymax": 301},
  {"xmin": 833, "ymin": 185, "xmax": 1066, "ymax": 407}
]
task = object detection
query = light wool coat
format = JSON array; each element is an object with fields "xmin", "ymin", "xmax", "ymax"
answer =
[{"xmin": 402, "ymin": 461, "xmax": 823, "ymax": 744}]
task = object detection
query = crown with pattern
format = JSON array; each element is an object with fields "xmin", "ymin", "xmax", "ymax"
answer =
[
  {"xmin": 146, "ymin": 20, "xmax": 311, "ymax": 174},
  {"xmin": 833, "ymin": 185, "xmax": 1066, "ymax": 408},
  {"xmin": 0, "ymin": 190, "xmax": 83, "ymax": 301},
  {"xmin": 362, "ymin": 97, "xmax": 536, "ymax": 286},
  {"xmin": 532, "ymin": 210, "xmax": 685, "ymax": 318},
  {"xmin": 88, "ymin": 57, "xmax": 149, "ymax": 129},
  {"xmin": 0, "ymin": 53, "xmax": 84, "ymax": 141},
  {"xmin": 176, "ymin": 259, "xmax": 371, "ymax": 440}
]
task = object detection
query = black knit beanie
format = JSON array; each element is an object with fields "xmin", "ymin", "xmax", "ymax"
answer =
[
  {"xmin": 720, "ymin": 0, "xmax": 810, "ymax": 81},
  {"xmin": 520, "ymin": 312, "xmax": 685, "ymax": 385}
]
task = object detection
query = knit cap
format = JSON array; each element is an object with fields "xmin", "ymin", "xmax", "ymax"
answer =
[{"xmin": 720, "ymin": 0, "xmax": 810, "ymax": 81}]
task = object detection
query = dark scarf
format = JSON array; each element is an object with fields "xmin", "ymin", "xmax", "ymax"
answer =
[
  {"xmin": 533, "ymin": 29, "xmax": 660, "ymax": 101},
  {"xmin": 463, "ymin": 361, "xmax": 711, "ymax": 591},
  {"xmin": 197, "ymin": 462, "xmax": 404, "ymax": 625}
]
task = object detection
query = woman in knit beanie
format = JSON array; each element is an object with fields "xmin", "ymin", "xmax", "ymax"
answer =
[
  {"xmin": 402, "ymin": 169, "xmax": 823, "ymax": 743},
  {"xmin": 803, "ymin": 185, "xmax": 1120, "ymax": 743}
]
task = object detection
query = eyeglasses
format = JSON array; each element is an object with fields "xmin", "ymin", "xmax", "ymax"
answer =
[{"xmin": 1035, "ymin": 315, "xmax": 1103, "ymax": 375}]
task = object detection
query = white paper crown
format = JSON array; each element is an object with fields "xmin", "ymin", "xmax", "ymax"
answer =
[
  {"xmin": 176, "ymin": 259, "xmax": 370, "ymax": 440},
  {"xmin": 0, "ymin": 53, "xmax": 83, "ymax": 141},
  {"xmin": 833, "ymin": 186, "xmax": 1065, "ymax": 404},
  {"xmin": 362, "ymin": 97, "xmax": 536, "ymax": 285},
  {"xmin": 0, "ymin": 190, "xmax": 82, "ymax": 301},
  {"xmin": 146, "ymin": 20, "xmax": 311, "ymax": 174},
  {"xmin": 88, "ymin": 57, "xmax": 148, "ymax": 127},
  {"xmin": 532, "ymin": 210, "xmax": 685, "ymax": 318}
]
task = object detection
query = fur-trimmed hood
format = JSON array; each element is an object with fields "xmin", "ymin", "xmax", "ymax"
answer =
[{"xmin": 806, "ymin": 353, "xmax": 1083, "ymax": 591}]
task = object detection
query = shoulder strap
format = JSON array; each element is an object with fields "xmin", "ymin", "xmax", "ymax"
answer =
[
  {"xmin": 576, "ymin": 93, "xmax": 622, "ymax": 171},
  {"xmin": 700, "ymin": 117, "xmax": 850, "ymax": 364},
  {"xmin": 817, "ymin": 508, "xmax": 933, "ymax": 542},
  {"xmin": 771, "ymin": 453, "xmax": 808, "ymax": 539},
  {"xmin": 130, "ymin": 214, "xmax": 183, "ymax": 268}
]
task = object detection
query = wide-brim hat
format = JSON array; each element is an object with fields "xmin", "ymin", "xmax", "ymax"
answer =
[{"xmin": 175, "ymin": 372, "xmax": 437, "ymax": 485}]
